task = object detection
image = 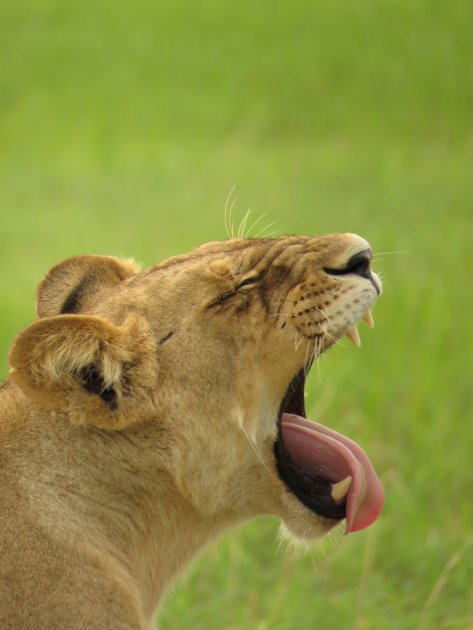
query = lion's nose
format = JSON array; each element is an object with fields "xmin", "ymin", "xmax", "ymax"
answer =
[{"xmin": 324, "ymin": 248, "xmax": 372, "ymax": 280}]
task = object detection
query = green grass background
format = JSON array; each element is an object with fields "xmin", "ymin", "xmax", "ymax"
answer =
[{"xmin": 1, "ymin": 0, "xmax": 472, "ymax": 628}]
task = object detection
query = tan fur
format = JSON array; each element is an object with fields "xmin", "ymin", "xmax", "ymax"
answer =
[{"xmin": 0, "ymin": 234, "xmax": 380, "ymax": 629}]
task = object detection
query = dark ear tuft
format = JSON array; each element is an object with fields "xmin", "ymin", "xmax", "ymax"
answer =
[
  {"xmin": 60, "ymin": 276, "xmax": 89, "ymax": 315},
  {"xmin": 79, "ymin": 364, "xmax": 118, "ymax": 410},
  {"xmin": 37, "ymin": 255, "xmax": 140, "ymax": 318}
]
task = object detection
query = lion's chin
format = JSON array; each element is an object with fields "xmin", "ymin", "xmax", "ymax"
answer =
[
  {"xmin": 277, "ymin": 490, "xmax": 341, "ymax": 541},
  {"xmin": 277, "ymin": 521, "xmax": 346, "ymax": 556}
]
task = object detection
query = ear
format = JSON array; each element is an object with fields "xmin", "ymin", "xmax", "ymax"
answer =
[
  {"xmin": 9, "ymin": 313, "xmax": 157, "ymax": 430},
  {"xmin": 36, "ymin": 255, "xmax": 140, "ymax": 318}
]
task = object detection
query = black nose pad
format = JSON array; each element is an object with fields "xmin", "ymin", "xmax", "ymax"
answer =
[
  {"xmin": 324, "ymin": 248, "xmax": 373, "ymax": 279},
  {"xmin": 344, "ymin": 249, "xmax": 373, "ymax": 278}
]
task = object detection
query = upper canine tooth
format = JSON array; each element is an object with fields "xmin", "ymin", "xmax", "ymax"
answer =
[
  {"xmin": 362, "ymin": 310, "xmax": 375, "ymax": 329},
  {"xmin": 331, "ymin": 476, "xmax": 352, "ymax": 504},
  {"xmin": 345, "ymin": 326, "xmax": 361, "ymax": 347}
]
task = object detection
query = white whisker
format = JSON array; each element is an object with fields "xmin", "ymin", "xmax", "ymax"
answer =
[
  {"xmin": 314, "ymin": 341, "xmax": 325, "ymax": 379},
  {"xmin": 372, "ymin": 250, "xmax": 407, "ymax": 257},
  {"xmin": 316, "ymin": 307, "xmax": 330, "ymax": 321},
  {"xmin": 319, "ymin": 322, "xmax": 338, "ymax": 345},
  {"xmin": 238, "ymin": 207, "xmax": 251, "ymax": 239},
  {"xmin": 295, "ymin": 332, "xmax": 305, "ymax": 352},
  {"xmin": 253, "ymin": 222, "xmax": 276, "ymax": 239},
  {"xmin": 303, "ymin": 340, "xmax": 316, "ymax": 379},
  {"xmin": 245, "ymin": 211, "xmax": 269, "ymax": 237},
  {"xmin": 258, "ymin": 229, "xmax": 279, "ymax": 239},
  {"xmin": 224, "ymin": 185, "xmax": 236, "ymax": 239},
  {"xmin": 238, "ymin": 423, "xmax": 270, "ymax": 472},
  {"xmin": 228, "ymin": 196, "xmax": 237, "ymax": 238}
]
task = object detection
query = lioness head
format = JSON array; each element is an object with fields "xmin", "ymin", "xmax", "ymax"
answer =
[{"xmin": 9, "ymin": 233, "xmax": 383, "ymax": 543}]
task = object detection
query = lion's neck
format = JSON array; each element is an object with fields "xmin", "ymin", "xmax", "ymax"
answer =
[{"xmin": 14, "ymin": 401, "xmax": 236, "ymax": 622}]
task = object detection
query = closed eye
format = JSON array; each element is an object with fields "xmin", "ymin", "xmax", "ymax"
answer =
[
  {"xmin": 236, "ymin": 271, "xmax": 266, "ymax": 289},
  {"xmin": 208, "ymin": 270, "xmax": 266, "ymax": 308}
]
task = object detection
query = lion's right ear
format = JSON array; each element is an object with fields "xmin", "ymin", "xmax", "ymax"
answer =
[
  {"xmin": 9, "ymin": 313, "xmax": 157, "ymax": 430},
  {"xmin": 36, "ymin": 255, "xmax": 140, "ymax": 318}
]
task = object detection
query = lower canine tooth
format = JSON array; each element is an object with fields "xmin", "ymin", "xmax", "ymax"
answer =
[
  {"xmin": 362, "ymin": 310, "xmax": 375, "ymax": 329},
  {"xmin": 346, "ymin": 326, "xmax": 361, "ymax": 347},
  {"xmin": 331, "ymin": 476, "xmax": 352, "ymax": 504}
]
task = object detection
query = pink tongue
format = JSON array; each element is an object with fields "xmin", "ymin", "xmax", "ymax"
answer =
[{"xmin": 281, "ymin": 414, "xmax": 384, "ymax": 533}]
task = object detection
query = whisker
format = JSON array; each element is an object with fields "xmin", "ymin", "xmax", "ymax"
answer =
[
  {"xmin": 238, "ymin": 423, "xmax": 270, "ymax": 472},
  {"xmin": 319, "ymin": 322, "xmax": 338, "ymax": 345},
  {"xmin": 238, "ymin": 207, "xmax": 251, "ymax": 239},
  {"xmin": 314, "ymin": 342, "xmax": 325, "ymax": 379},
  {"xmin": 257, "ymin": 229, "xmax": 279, "ymax": 239},
  {"xmin": 303, "ymin": 338, "xmax": 311, "ymax": 367},
  {"xmin": 295, "ymin": 336, "xmax": 305, "ymax": 352},
  {"xmin": 253, "ymin": 221, "xmax": 276, "ymax": 239},
  {"xmin": 372, "ymin": 250, "xmax": 407, "ymax": 257},
  {"xmin": 316, "ymin": 307, "xmax": 330, "ymax": 320},
  {"xmin": 224, "ymin": 185, "xmax": 236, "ymax": 239},
  {"xmin": 296, "ymin": 334, "xmax": 304, "ymax": 352},
  {"xmin": 228, "ymin": 196, "xmax": 237, "ymax": 238},
  {"xmin": 303, "ymin": 341, "xmax": 316, "ymax": 379},
  {"xmin": 246, "ymin": 211, "xmax": 269, "ymax": 237}
]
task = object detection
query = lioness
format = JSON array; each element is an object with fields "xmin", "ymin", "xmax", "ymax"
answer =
[{"xmin": 0, "ymin": 233, "xmax": 383, "ymax": 629}]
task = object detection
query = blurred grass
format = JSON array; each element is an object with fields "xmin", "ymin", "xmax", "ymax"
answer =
[{"xmin": 1, "ymin": 0, "xmax": 473, "ymax": 628}]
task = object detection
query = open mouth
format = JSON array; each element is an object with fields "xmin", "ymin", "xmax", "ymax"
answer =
[{"xmin": 274, "ymin": 316, "xmax": 384, "ymax": 534}]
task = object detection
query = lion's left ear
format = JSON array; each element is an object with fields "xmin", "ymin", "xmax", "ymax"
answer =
[
  {"xmin": 36, "ymin": 255, "xmax": 140, "ymax": 318},
  {"xmin": 9, "ymin": 313, "xmax": 157, "ymax": 430}
]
